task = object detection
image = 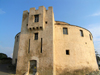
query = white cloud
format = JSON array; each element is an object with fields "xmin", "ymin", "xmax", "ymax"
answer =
[
  {"xmin": 0, "ymin": 9, "xmax": 5, "ymax": 14},
  {"xmin": 90, "ymin": 12, "xmax": 100, "ymax": 17}
]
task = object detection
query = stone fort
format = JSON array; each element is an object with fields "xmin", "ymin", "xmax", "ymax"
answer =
[{"xmin": 12, "ymin": 6, "xmax": 99, "ymax": 75}]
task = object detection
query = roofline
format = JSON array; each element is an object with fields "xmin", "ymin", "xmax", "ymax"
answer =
[
  {"xmin": 55, "ymin": 21, "xmax": 93, "ymax": 37},
  {"xmin": 15, "ymin": 32, "xmax": 21, "ymax": 38}
]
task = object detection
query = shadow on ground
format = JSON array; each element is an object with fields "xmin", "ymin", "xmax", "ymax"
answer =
[{"xmin": 0, "ymin": 63, "xmax": 16, "ymax": 74}]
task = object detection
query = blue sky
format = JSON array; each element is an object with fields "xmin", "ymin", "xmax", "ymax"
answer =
[{"xmin": 0, "ymin": 0, "xmax": 100, "ymax": 57}]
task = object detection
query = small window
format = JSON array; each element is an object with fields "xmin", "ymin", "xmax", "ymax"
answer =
[
  {"xmin": 80, "ymin": 30, "xmax": 84, "ymax": 37},
  {"xmin": 17, "ymin": 36, "xmax": 19, "ymax": 42},
  {"xmin": 34, "ymin": 15, "xmax": 39, "ymax": 22},
  {"xmin": 89, "ymin": 34, "xmax": 92, "ymax": 40},
  {"xmin": 45, "ymin": 21, "xmax": 47, "ymax": 24},
  {"xmin": 26, "ymin": 24, "xmax": 28, "ymax": 26},
  {"xmin": 63, "ymin": 28, "xmax": 68, "ymax": 34},
  {"xmin": 34, "ymin": 33, "xmax": 38, "ymax": 40},
  {"xmin": 66, "ymin": 50, "xmax": 69, "ymax": 55}
]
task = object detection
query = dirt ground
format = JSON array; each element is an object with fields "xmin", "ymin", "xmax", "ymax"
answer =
[{"xmin": 0, "ymin": 64, "xmax": 100, "ymax": 75}]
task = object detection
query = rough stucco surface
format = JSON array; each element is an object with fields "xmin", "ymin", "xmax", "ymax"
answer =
[
  {"xmin": 12, "ymin": 33, "xmax": 20, "ymax": 64},
  {"xmin": 13, "ymin": 6, "xmax": 99, "ymax": 75},
  {"xmin": 54, "ymin": 22, "xmax": 99, "ymax": 75},
  {"xmin": 16, "ymin": 6, "xmax": 54, "ymax": 75}
]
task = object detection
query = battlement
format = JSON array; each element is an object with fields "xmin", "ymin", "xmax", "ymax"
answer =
[{"xmin": 21, "ymin": 6, "xmax": 54, "ymax": 31}]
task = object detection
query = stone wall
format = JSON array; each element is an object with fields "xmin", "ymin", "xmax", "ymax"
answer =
[{"xmin": 54, "ymin": 21, "xmax": 99, "ymax": 75}]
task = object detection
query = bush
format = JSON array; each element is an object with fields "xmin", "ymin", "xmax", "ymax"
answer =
[
  {"xmin": 0, "ymin": 53, "xmax": 7, "ymax": 60},
  {"xmin": 1, "ymin": 57, "xmax": 12, "ymax": 60}
]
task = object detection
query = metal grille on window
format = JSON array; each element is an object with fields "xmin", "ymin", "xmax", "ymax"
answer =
[
  {"xmin": 34, "ymin": 15, "xmax": 39, "ymax": 22},
  {"xmin": 35, "ymin": 33, "xmax": 38, "ymax": 40}
]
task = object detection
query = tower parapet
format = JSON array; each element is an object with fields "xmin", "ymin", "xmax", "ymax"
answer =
[{"xmin": 28, "ymin": 6, "xmax": 54, "ymax": 31}]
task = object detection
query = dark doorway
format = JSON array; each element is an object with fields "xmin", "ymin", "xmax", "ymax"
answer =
[{"xmin": 29, "ymin": 60, "xmax": 37, "ymax": 75}]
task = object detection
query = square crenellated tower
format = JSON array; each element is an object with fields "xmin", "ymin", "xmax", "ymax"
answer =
[{"xmin": 16, "ymin": 6, "xmax": 55, "ymax": 75}]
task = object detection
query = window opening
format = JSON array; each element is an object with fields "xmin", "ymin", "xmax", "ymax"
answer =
[
  {"xmin": 34, "ymin": 33, "xmax": 38, "ymax": 40},
  {"xmin": 17, "ymin": 36, "xmax": 19, "ymax": 42},
  {"xmin": 45, "ymin": 21, "xmax": 47, "ymax": 24},
  {"xmin": 66, "ymin": 50, "xmax": 69, "ymax": 55},
  {"xmin": 80, "ymin": 30, "xmax": 84, "ymax": 37},
  {"xmin": 34, "ymin": 15, "xmax": 39, "ymax": 22},
  {"xmin": 41, "ymin": 38, "xmax": 42, "ymax": 53},
  {"xmin": 63, "ymin": 28, "xmax": 68, "ymax": 34},
  {"xmin": 28, "ymin": 39, "xmax": 30, "ymax": 53},
  {"xmin": 89, "ymin": 34, "xmax": 92, "ymax": 40},
  {"xmin": 15, "ymin": 59, "xmax": 17, "ymax": 64}
]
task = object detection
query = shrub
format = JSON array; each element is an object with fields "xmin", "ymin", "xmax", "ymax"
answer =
[{"xmin": 0, "ymin": 53, "xmax": 7, "ymax": 60}]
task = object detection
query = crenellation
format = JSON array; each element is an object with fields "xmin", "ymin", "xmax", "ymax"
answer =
[{"xmin": 23, "ymin": 10, "xmax": 29, "ymax": 13}]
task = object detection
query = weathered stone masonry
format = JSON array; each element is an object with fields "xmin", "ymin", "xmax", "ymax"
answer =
[{"xmin": 12, "ymin": 6, "xmax": 99, "ymax": 75}]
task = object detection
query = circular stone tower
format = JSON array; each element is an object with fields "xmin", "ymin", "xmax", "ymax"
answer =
[
  {"xmin": 54, "ymin": 21, "xmax": 99, "ymax": 75},
  {"xmin": 12, "ymin": 32, "xmax": 20, "ymax": 65}
]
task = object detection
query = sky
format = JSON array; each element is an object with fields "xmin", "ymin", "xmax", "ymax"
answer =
[{"xmin": 0, "ymin": 0, "xmax": 100, "ymax": 58}]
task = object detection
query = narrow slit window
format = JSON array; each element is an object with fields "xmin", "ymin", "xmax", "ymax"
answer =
[
  {"xmin": 28, "ymin": 39, "xmax": 30, "ymax": 53},
  {"xmin": 17, "ymin": 36, "xmax": 19, "ymax": 42},
  {"xmin": 41, "ymin": 38, "xmax": 42, "ymax": 53},
  {"xmin": 63, "ymin": 28, "xmax": 68, "ymax": 34},
  {"xmin": 66, "ymin": 50, "xmax": 69, "ymax": 55},
  {"xmin": 80, "ymin": 30, "xmax": 84, "ymax": 37},
  {"xmin": 15, "ymin": 59, "xmax": 17, "ymax": 64},
  {"xmin": 34, "ymin": 33, "xmax": 38, "ymax": 40},
  {"xmin": 34, "ymin": 15, "xmax": 39, "ymax": 22}
]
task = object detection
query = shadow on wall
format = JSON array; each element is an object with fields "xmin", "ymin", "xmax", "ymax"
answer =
[{"xmin": 57, "ymin": 67, "xmax": 99, "ymax": 75}]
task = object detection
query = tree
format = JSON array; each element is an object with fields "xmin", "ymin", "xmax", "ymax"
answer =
[
  {"xmin": 0, "ymin": 53, "xmax": 7, "ymax": 60},
  {"xmin": 95, "ymin": 51, "xmax": 100, "ymax": 66}
]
